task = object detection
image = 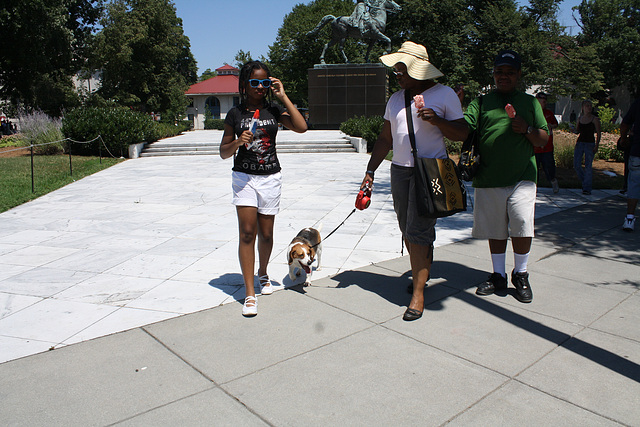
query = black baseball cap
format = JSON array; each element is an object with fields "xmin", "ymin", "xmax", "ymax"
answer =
[{"xmin": 494, "ymin": 50, "xmax": 521, "ymax": 69}]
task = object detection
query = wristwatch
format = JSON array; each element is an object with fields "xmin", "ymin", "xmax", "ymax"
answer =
[
  {"xmin": 526, "ymin": 126, "xmax": 534, "ymax": 134},
  {"xmin": 366, "ymin": 170, "xmax": 375, "ymax": 179}
]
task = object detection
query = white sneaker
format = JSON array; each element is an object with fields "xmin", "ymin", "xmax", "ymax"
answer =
[
  {"xmin": 551, "ymin": 179, "xmax": 559, "ymax": 194},
  {"xmin": 259, "ymin": 275, "xmax": 274, "ymax": 295},
  {"xmin": 242, "ymin": 296, "xmax": 257, "ymax": 317},
  {"xmin": 623, "ymin": 217, "xmax": 635, "ymax": 232}
]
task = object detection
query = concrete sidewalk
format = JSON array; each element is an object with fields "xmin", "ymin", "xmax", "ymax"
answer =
[
  {"xmin": 0, "ymin": 135, "xmax": 638, "ymax": 424},
  {"xmin": 0, "ymin": 146, "xmax": 621, "ymax": 363},
  {"xmin": 0, "ymin": 194, "xmax": 638, "ymax": 425}
]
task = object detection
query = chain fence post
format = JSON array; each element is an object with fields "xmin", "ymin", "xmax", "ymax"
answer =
[
  {"xmin": 30, "ymin": 145, "xmax": 35, "ymax": 193},
  {"xmin": 68, "ymin": 142, "xmax": 73, "ymax": 176}
]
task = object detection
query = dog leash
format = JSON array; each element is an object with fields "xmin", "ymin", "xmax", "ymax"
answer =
[{"xmin": 311, "ymin": 208, "xmax": 357, "ymax": 249}]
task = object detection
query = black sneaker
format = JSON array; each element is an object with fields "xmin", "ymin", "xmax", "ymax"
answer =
[
  {"xmin": 476, "ymin": 273, "xmax": 507, "ymax": 296},
  {"xmin": 511, "ymin": 270, "xmax": 533, "ymax": 303}
]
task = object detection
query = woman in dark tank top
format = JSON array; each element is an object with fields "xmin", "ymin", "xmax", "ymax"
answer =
[{"xmin": 574, "ymin": 100, "xmax": 601, "ymax": 194}]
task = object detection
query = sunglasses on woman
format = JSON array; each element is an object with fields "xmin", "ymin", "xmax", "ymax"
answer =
[{"xmin": 248, "ymin": 79, "xmax": 272, "ymax": 88}]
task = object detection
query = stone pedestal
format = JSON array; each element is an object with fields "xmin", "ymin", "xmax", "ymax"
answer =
[{"xmin": 308, "ymin": 63, "xmax": 387, "ymax": 130}]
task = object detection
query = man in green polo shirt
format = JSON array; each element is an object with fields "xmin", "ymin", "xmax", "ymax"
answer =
[{"xmin": 464, "ymin": 50, "xmax": 548, "ymax": 303}]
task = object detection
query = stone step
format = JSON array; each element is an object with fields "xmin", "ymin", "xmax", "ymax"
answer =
[
  {"xmin": 139, "ymin": 146, "xmax": 355, "ymax": 157},
  {"xmin": 140, "ymin": 137, "xmax": 356, "ymax": 157}
]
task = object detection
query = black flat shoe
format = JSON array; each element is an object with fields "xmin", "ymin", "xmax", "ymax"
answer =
[{"xmin": 403, "ymin": 308, "xmax": 423, "ymax": 321}]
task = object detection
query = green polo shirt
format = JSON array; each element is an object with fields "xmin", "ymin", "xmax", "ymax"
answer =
[{"xmin": 465, "ymin": 90, "xmax": 548, "ymax": 188}]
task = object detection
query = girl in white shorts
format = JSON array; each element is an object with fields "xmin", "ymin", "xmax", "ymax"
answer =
[{"xmin": 220, "ymin": 60, "xmax": 307, "ymax": 316}]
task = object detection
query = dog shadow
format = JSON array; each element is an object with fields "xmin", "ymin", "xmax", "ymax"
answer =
[{"xmin": 280, "ymin": 267, "xmax": 317, "ymax": 291}]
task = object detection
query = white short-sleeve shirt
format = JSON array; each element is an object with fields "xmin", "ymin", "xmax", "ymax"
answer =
[{"xmin": 384, "ymin": 83, "xmax": 464, "ymax": 167}]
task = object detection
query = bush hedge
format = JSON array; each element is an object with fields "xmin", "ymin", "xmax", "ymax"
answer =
[
  {"xmin": 340, "ymin": 115, "xmax": 384, "ymax": 152},
  {"xmin": 205, "ymin": 118, "xmax": 225, "ymax": 130},
  {"xmin": 597, "ymin": 106, "xmax": 619, "ymax": 134},
  {"xmin": 555, "ymin": 144, "xmax": 575, "ymax": 169},
  {"xmin": 62, "ymin": 106, "xmax": 185, "ymax": 157}
]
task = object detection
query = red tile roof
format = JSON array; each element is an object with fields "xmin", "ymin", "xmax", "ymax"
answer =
[
  {"xmin": 216, "ymin": 64, "xmax": 237, "ymax": 72},
  {"xmin": 186, "ymin": 74, "xmax": 239, "ymax": 95}
]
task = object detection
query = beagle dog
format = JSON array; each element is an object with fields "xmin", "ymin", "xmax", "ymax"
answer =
[{"xmin": 287, "ymin": 226, "xmax": 322, "ymax": 286}]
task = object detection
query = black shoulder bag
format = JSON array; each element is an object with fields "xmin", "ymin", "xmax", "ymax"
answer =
[
  {"xmin": 405, "ymin": 90, "xmax": 467, "ymax": 218},
  {"xmin": 458, "ymin": 95, "xmax": 483, "ymax": 181}
]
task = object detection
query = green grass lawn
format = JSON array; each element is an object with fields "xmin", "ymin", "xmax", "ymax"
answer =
[{"xmin": 0, "ymin": 155, "xmax": 124, "ymax": 213}]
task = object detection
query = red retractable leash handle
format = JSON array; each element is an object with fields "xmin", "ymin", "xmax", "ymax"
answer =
[{"xmin": 355, "ymin": 181, "xmax": 372, "ymax": 210}]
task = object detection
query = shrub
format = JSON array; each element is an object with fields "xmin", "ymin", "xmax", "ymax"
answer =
[
  {"xmin": 203, "ymin": 106, "xmax": 224, "ymax": 130},
  {"xmin": 340, "ymin": 115, "xmax": 384, "ymax": 151},
  {"xmin": 18, "ymin": 109, "xmax": 64, "ymax": 155},
  {"xmin": 147, "ymin": 122, "xmax": 186, "ymax": 141},
  {"xmin": 0, "ymin": 134, "xmax": 26, "ymax": 149},
  {"xmin": 176, "ymin": 120, "xmax": 192, "ymax": 133},
  {"xmin": 557, "ymin": 121, "xmax": 573, "ymax": 132},
  {"xmin": 62, "ymin": 106, "xmax": 159, "ymax": 157},
  {"xmin": 555, "ymin": 144, "xmax": 575, "ymax": 169},
  {"xmin": 445, "ymin": 137, "xmax": 462, "ymax": 154},
  {"xmin": 597, "ymin": 143, "xmax": 625, "ymax": 162},
  {"xmin": 205, "ymin": 118, "xmax": 225, "ymax": 130},
  {"xmin": 597, "ymin": 106, "xmax": 619, "ymax": 134}
]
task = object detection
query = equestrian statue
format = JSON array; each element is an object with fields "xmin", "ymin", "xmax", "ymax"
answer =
[{"xmin": 307, "ymin": 0, "xmax": 402, "ymax": 64}]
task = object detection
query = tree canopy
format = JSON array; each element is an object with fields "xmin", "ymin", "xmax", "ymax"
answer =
[
  {"xmin": 93, "ymin": 0, "xmax": 198, "ymax": 119},
  {"xmin": 267, "ymin": 0, "xmax": 635, "ymax": 106},
  {"xmin": 576, "ymin": 0, "xmax": 640, "ymax": 97},
  {"xmin": 1, "ymin": 0, "xmax": 636, "ymax": 118},
  {"xmin": 0, "ymin": 0, "xmax": 102, "ymax": 116},
  {"xmin": 199, "ymin": 68, "xmax": 217, "ymax": 82}
]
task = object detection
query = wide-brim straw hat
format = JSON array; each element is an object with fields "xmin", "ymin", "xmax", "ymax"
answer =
[{"xmin": 379, "ymin": 41, "xmax": 444, "ymax": 80}]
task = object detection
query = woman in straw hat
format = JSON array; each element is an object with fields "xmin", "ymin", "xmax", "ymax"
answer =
[{"xmin": 361, "ymin": 41, "xmax": 469, "ymax": 321}]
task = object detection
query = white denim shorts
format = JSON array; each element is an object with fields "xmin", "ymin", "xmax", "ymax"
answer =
[
  {"xmin": 472, "ymin": 181, "xmax": 536, "ymax": 240},
  {"xmin": 628, "ymin": 156, "xmax": 640, "ymax": 200},
  {"xmin": 232, "ymin": 171, "xmax": 282, "ymax": 215}
]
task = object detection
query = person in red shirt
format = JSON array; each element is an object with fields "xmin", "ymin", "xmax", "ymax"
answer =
[{"xmin": 534, "ymin": 92, "xmax": 559, "ymax": 193}]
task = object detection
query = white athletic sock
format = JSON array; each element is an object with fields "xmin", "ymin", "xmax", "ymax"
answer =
[
  {"xmin": 491, "ymin": 253, "xmax": 506, "ymax": 278},
  {"xmin": 514, "ymin": 252, "xmax": 530, "ymax": 273}
]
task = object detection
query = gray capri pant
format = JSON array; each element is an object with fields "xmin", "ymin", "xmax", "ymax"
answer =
[{"xmin": 390, "ymin": 163, "xmax": 437, "ymax": 246}]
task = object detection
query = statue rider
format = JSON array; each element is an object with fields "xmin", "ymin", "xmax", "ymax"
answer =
[{"xmin": 348, "ymin": 0, "xmax": 372, "ymax": 36}]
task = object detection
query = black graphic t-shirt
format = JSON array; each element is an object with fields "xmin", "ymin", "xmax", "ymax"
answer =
[{"xmin": 224, "ymin": 103, "xmax": 285, "ymax": 175}]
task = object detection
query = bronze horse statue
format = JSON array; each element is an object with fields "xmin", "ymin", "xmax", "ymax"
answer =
[{"xmin": 307, "ymin": 0, "xmax": 402, "ymax": 64}]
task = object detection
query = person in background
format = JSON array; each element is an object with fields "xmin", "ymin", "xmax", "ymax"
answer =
[
  {"xmin": 619, "ymin": 98, "xmax": 640, "ymax": 231},
  {"xmin": 220, "ymin": 61, "xmax": 307, "ymax": 316},
  {"xmin": 573, "ymin": 100, "xmax": 601, "ymax": 195},
  {"xmin": 463, "ymin": 49, "xmax": 548, "ymax": 303},
  {"xmin": 534, "ymin": 92, "xmax": 559, "ymax": 193}
]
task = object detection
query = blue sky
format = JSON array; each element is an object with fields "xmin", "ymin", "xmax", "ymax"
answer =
[{"xmin": 172, "ymin": 0, "xmax": 583, "ymax": 75}]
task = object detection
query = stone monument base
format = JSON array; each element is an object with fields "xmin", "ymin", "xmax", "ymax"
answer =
[{"xmin": 308, "ymin": 63, "xmax": 387, "ymax": 130}]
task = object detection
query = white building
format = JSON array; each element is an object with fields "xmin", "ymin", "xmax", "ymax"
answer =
[{"xmin": 185, "ymin": 65, "xmax": 240, "ymax": 130}]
